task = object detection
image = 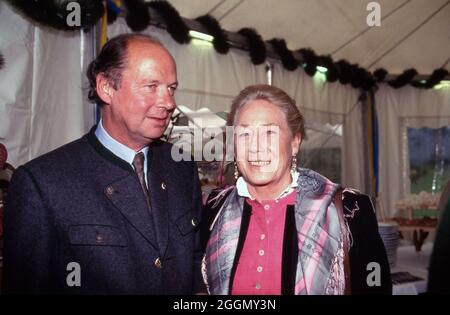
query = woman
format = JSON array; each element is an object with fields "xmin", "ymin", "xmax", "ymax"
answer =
[{"xmin": 201, "ymin": 84, "xmax": 391, "ymax": 295}]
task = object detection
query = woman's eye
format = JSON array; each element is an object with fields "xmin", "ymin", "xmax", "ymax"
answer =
[{"xmin": 235, "ymin": 128, "xmax": 251, "ymax": 138}]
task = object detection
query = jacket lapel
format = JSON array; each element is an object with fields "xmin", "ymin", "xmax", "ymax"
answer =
[
  {"xmin": 104, "ymin": 174, "xmax": 159, "ymax": 250},
  {"xmin": 281, "ymin": 205, "xmax": 298, "ymax": 295},
  {"xmin": 228, "ymin": 201, "xmax": 252, "ymax": 294},
  {"xmin": 87, "ymin": 128, "xmax": 159, "ymax": 250},
  {"xmin": 147, "ymin": 145, "xmax": 169, "ymax": 259}
]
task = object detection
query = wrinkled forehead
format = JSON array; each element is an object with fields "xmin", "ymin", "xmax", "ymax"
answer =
[
  {"xmin": 125, "ymin": 39, "xmax": 176, "ymax": 70},
  {"xmin": 235, "ymin": 99, "xmax": 287, "ymax": 126},
  {"xmin": 233, "ymin": 124, "xmax": 281, "ymax": 136}
]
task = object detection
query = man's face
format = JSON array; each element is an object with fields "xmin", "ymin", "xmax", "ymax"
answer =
[{"xmin": 101, "ymin": 40, "xmax": 178, "ymax": 150}]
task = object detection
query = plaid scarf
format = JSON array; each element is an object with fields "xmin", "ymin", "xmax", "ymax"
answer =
[{"xmin": 202, "ymin": 168, "xmax": 348, "ymax": 295}]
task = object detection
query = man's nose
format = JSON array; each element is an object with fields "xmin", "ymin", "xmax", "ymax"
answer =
[{"xmin": 158, "ymin": 87, "xmax": 176, "ymax": 111}]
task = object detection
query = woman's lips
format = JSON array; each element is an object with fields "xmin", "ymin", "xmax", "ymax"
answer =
[{"xmin": 249, "ymin": 161, "xmax": 270, "ymax": 166}]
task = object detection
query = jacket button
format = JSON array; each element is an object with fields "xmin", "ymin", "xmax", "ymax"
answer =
[
  {"xmin": 154, "ymin": 257, "xmax": 162, "ymax": 269},
  {"xmin": 106, "ymin": 186, "xmax": 114, "ymax": 195},
  {"xmin": 161, "ymin": 182, "xmax": 167, "ymax": 190},
  {"xmin": 96, "ymin": 234, "xmax": 104, "ymax": 243}
]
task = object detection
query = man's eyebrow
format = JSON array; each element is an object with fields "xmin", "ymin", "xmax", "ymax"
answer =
[{"xmin": 140, "ymin": 79, "xmax": 159, "ymax": 85}]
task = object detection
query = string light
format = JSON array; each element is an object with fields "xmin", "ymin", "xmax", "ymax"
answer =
[
  {"xmin": 316, "ymin": 66, "xmax": 328, "ymax": 73},
  {"xmin": 189, "ymin": 30, "xmax": 214, "ymax": 42}
]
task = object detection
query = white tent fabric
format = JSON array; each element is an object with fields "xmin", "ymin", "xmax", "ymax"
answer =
[
  {"xmin": 168, "ymin": 105, "xmax": 227, "ymax": 149},
  {"xmin": 168, "ymin": 0, "xmax": 450, "ymax": 74},
  {"xmin": 175, "ymin": 105, "xmax": 227, "ymax": 128},
  {"xmin": 0, "ymin": 2, "xmax": 95, "ymax": 167},
  {"xmin": 376, "ymin": 84, "xmax": 450, "ymax": 217},
  {"xmin": 108, "ymin": 19, "xmax": 267, "ymax": 113},
  {"xmin": 301, "ymin": 123, "xmax": 342, "ymax": 150}
]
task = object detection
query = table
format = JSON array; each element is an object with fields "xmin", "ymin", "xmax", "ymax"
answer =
[
  {"xmin": 391, "ymin": 207, "xmax": 438, "ymax": 251},
  {"xmin": 391, "ymin": 242, "xmax": 433, "ymax": 295}
]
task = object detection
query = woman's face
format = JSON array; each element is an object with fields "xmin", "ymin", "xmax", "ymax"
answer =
[{"xmin": 234, "ymin": 99, "xmax": 301, "ymax": 193}]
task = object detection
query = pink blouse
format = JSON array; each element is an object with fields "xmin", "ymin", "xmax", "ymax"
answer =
[{"xmin": 231, "ymin": 190, "xmax": 297, "ymax": 295}]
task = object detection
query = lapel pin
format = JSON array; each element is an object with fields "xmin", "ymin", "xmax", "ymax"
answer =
[
  {"xmin": 161, "ymin": 182, "xmax": 167, "ymax": 190},
  {"xmin": 154, "ymin": 257, "xmax": 162, "ymax": 269},
  {"xmin": 191, "ymin": 218, "xmax": 198, "ymax": 227},
  {"xmin": 106, "ymin": 186, "xmax": 114, "ymax": 195}
]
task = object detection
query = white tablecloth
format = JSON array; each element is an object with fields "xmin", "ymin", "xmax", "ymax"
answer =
[{"xmin": 391, "ymin": 242, "xmax": 433, "ymax": 295}]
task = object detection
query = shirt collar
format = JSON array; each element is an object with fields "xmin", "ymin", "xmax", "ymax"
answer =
[
  {"xmin": 95, "ymin": 119, "xmax": 149, "ymax": 167},
  {"xmin": 236, "ymin": 170, "xmax": 299, "ymax": 201}
]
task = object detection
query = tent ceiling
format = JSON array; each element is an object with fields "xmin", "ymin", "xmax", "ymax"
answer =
[{"xmin": 165, "ymin": 0, "xmax": 450, "ymax": 75}]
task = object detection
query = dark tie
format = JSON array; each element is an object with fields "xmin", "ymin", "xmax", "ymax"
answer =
[
  {"xmin": 133, "ymin": 152, "xmax": 150, "ymax": 203},
  {"xmin": 133, "ymin": 152, "xmax": 157, "ymax": 244}
]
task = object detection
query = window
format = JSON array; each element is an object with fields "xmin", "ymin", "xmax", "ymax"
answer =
[
  {"xmin": 408, "ymin": 126, "xmax": 450, "ymax": 194},
  {"xmin": 299, "ymin": 123, "xmax": 342, "ymax": 183}
]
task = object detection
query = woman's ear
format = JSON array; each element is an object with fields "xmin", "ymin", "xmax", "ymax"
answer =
[
  {"xmin": 96, "ymin": 73, "xmax": 113, "ymax": 105},
  {"xmin": 291, "ymin": 133, "xmax": 302, "ymax": 156}
]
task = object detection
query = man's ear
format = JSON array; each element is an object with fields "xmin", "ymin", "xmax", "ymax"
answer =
[{"xmin": 96, "ymin": 73, "xmax": 113, "ymax": 105}]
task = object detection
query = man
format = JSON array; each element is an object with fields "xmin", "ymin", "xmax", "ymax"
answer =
[{"xmin": 4, "ymin": 34, "xmax": 205, "ymax": 294}]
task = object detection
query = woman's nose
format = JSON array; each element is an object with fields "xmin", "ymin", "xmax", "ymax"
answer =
[{"xmin": 249, "ymin": 132, "xmax": 259, "ymax": 153}]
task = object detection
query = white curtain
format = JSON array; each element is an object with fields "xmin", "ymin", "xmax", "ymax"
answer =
[
  {"xmin": 376, "ymin": 84, "xmax": 450, "ymax": 217},
  {"xmin": 0, "ymin": 2, "xmax": 95, "ymax": 167},
  {"xmin": 108, "ymin": 18, "xmax": 267, "ymax": 113},
  {"xmin": 272, "ymin": 63, "xmax": 367, "ymax": 192}
]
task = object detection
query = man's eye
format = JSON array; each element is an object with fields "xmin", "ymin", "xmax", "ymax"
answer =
[
  {"xmin": 168, "ymin": 85, "xmax": 177, "ymax": 95},
  {"xmin": 146, "ymin": 84, "xmax": 157, "ymax": 91}
]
